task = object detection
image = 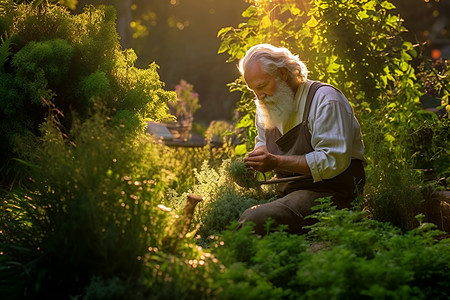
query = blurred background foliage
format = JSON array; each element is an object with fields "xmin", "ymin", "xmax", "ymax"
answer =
[
  {"xmin": 70, "ymin": 0, "xmax": 450, "ymax": 124},
  {"xmin": 5, "ymin": 0, "xmax": 449, "ymax": 124},
  {"xmin": 72, "ymin": 0, "xmax": 249, "ymax": 126}
]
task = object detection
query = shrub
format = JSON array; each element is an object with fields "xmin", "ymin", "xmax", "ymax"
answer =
[
  {"xmin": 0, "ymin": 106, "xmax": 177, "ymax": 297},
  {"xmin": 0, "ymin": 1, "xmax": 175, "ymax": 186},
  {"xmin": 165, "ymin": 159, "xmax": 276, "ymax": 247}
]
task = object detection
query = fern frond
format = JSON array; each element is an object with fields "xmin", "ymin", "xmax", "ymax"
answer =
[{"xmin": 0, "ymin": 35, "xmax": 12, "ymax": 72}]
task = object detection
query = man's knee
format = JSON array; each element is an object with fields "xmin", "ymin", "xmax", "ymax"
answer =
[
  {"xmin": 238, "ymin": 205, "xmax": 272, "ymax": 235},
  {"xmin": 238, "ymin": 202, "xmax": 308, "ymax": 235}
]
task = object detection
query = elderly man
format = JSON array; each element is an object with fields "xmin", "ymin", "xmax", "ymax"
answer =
[{"xmin": 238, "ymin": 44, "xmax": 366, "ymax": 235}]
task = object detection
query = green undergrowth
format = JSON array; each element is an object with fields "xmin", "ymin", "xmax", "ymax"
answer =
[
  {"xmin": 209, "ymin": 198, "xmax": 450, "ymax": 299},
  {"xmin": 165, "ymin": 159, "xmax": 276, "ymax": 248},
  {"xmin": 1, "ymin": 111, "xmax": 449, "ymax": 298}
]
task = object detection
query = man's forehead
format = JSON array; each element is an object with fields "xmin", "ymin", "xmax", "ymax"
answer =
[{"xmin": 244, "ymin": 61, "xmax": 272, "ymax": 86}]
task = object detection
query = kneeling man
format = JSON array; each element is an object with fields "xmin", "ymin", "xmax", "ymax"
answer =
[{"xmin": 238, "ymin": 44, "xmax": 366, "ymax": 235}]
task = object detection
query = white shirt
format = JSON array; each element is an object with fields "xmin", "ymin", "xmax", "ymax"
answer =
[{"xmin": 255, "ymin": 80, "xmax": 365, "ymax": 183}]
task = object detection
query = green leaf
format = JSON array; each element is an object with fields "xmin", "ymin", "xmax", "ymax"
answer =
[
  {"xmin": 380, "ymin": 1, "xmax": 396, "ymax": 10},
  {"xmin": 218, "ymin": 40, "xmax": 230, "ymax": 54},
  {"xmin": 381, "ymin": 74, "xmax": 387, "ymax": 87},
  {"xmin": 306, "ymin": 16, "xmax": 318, "ymax": 28},
  {"xmin": 236, "ymin": 114, "xmax": 254, "ymax": 129},
  {"xmin": 402, "ymin": 41, "xmax": 413, "ymax": 50},
  {"xmin": 290, "ymin": 5, "xmax": 301, "ymax": 16},
  {"xmin": 242, "ymin": 6, "xmax": 257, "ymax": 18},
  {"xmin": 327, "ymin": 61, "xmax": 340, "ymax": 73},
  {"xmin": 261, "ymin": 15, "xmax": 272, "ymax": 28},
  {"xmin": 386, "ymin": 15, "xmax": 398, "ymax": 27},
  {"xmin": 358, "ymin": 10, "xmax": 369, "ymax": 20},
  {"xmin": 387, "ymin": 102, "xmax": 397, "ymax": 109},
  {"xmin": 385, "ymin": 133, "xmax": 395, "ymax": 143},
  {"xmin": 235, "ymin": 144, "xmax": 248, "ymax": 156},
  {"xmin": 362, "ymin": 0, "xmax": 376, "ymax": 11},
  {"xmin": 217, "ymin": 27, "xmax": 233, "ymax": 38},
  {"xmin": 0, "ymin": 36, "xmax": 12, "ymax": 72},
  {"xmin": 400, "ymin": 61, "xmax": 409, "ymax": 72},
  {"xmin": 401, "ymin": 52, "xmax": 412, "ymax": 62},
  {"xmin": 407, "ymin": 48, "xmax": 417, "ymax": 58}
]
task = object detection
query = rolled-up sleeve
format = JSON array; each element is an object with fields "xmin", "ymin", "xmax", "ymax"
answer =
[{"xmin": 305, "ymin": 100, "xmax": 354, "ymax": 182}]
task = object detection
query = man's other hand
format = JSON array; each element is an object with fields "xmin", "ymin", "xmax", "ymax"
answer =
[{"xmin": 243, "ymin": 146, "xmax": 278, "ymax": 173}]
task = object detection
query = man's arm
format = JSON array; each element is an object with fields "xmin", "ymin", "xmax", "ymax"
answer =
[{"xmin": 243, "ymin": 145, "xmax": 312, "ymax": 175}]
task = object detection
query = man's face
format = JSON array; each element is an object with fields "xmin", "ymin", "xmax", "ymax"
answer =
[
  {"xmin": 244, "ymin": 61, "xmax": 295, "ymax": 130},
  {"xmin": 255, "ymin": 78, "xmax": 295, "ymax": 130},
  {"xmin": 244, "ymin": 61, "xmax": 278, "ymax": 100}
]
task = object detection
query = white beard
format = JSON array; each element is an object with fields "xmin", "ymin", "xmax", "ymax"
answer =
[{"xmin": 255, "ymin": 79, "xmax": 295, "ymax": 130}]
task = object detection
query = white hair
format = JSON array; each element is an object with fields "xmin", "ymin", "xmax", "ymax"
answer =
[{"xmin": 238, "ymin": 44, "xmax": 308, "ymax": 83}]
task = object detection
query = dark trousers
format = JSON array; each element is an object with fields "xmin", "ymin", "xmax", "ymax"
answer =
[{"xmin": 238, "ymin": 160, "xmax": 365, "ymax": 235}]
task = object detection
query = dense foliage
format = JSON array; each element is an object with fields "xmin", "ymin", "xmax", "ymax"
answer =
[
  {"xmin": 212, "ymin": 201, "xmax": 450, "ymax": 299},
  {"xmin": 0, "ymin": 0, "xmax": 449, "ymax": 299},
  {"xmin": 0, "ymin": 1, "xmax": 175, "ymax": 185}
]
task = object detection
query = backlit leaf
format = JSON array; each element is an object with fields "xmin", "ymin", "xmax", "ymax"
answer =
[
  {"xmin": 234, "ymin": 144, "xmax": 247, "ymax": 156},
  {"xmin": 306, "ymin": 16, "xmax": 318, "ymax": 28},
  {"xmin": 380, "ymin": 1, "xmax": 396, "ymax": 10}
]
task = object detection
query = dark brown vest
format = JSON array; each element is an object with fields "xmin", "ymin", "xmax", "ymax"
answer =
[{"xmin": 265, "ymin": 82, "xmax": 365, "ymax": 199}]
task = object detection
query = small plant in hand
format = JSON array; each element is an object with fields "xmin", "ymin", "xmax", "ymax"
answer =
[{"xmin": 229, "ymin": 158, "xmax": 260, "ymax": 188}]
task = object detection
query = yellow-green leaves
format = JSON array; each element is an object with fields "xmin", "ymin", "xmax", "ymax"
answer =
[
  {"xmin": 306, "ymin": 15, "xmax": 318, "ymax": 28},
  {"xmin": 0, "ymin": 36, "xmax": 12, "ymax": 73},
  {"xmin": 234, "ymin": 144, "xmax": 247, "ymax": 156},
  {"xmin": 380, "ymin": 1, "xmax": 396, "ymax": 10},
  {"xmin": 242, "ymin": 5, "xmax": 257, "ymax": 18},
  {"xmin": 362, "ymin": 0, "xmax": 377, "ymax": 11},
  {"xmin": 357, "ymin": 10, "xmax": 369, "ymax": 20},
  {"xmin": 326, "ymin": 55, "xmax": 341, "ymax": 74}
]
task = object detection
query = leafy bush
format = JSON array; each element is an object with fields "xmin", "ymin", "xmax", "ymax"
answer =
[
  {"xmin": 219, "ymin": 0, "xmax": 421, "ymax": 146},
  {"xmin": 0, "ymin": 1, "xmax": 175, "ymax": 185},
  {"xmin": 165, "ymin": 159, "xmax": 276, "ymax": 247},
  {"xmin": 12, "ymin": 38, "xmax": 74, "ymax": 103},
  {"xmin": 0, "ymin": 107, "xmax": 177, "ymax": 298}
]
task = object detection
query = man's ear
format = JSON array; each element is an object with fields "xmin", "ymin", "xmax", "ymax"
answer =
[{"xmin": 278, "ymin": 67, "xmax": 289, "ymax": 82}]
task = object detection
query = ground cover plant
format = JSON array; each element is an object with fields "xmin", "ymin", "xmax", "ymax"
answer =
[
  {"xmin": 0, "ymin": 0, "xmax": 449, "ymax": 299},
  {"xmin": 211, "ymin": 200, "xmax": 450, "ymax": 299}
]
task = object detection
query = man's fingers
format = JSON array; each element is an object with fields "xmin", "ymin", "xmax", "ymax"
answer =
[
  {"xmin": 244, "ymin": 161, "xmax": 262, "ymax": 171},
  {"xmin": 247, "ymin": 147, "xmax": 267, "ymax": 157},
  {"xmin": 244, "ymin": 154, "xmax": 264, "ymax": 163}
]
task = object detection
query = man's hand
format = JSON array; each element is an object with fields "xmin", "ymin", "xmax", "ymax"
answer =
[
  {"xmin": 244, "ymin": 145, "xmax": 312, "ymax": 175},
  {"xmin": 243, "ymin": 146, "xmax": 278, "ymax": 173}
]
